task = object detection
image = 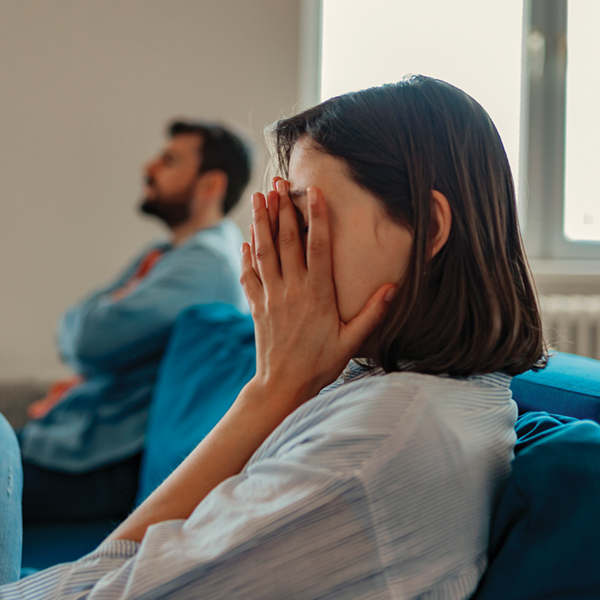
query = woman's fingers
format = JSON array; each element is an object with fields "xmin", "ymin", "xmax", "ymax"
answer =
[
  {"xmin": 266, "ymin": 189, "xmax": 280, "ymax": 240},
  {"xmin": 276, "ymin": 179, "xmax": 306, "ymax": 280},
  {"xmin": 239, "ymin": 242, "xmax": 263, "ymax": 305},
  {"xmin": 343, "ymin": 283, "xmax": 397, "ymax": 353},
  {"xmin": 306, "ymin": 187, "xmax": 334, "ymax": 289},
  {"xmin": 250, "ymin": 224, "xmax": 260, "ymax": 282},
  {"xmin": 252, "ymin": 192, "xmax": 281, "ymax": 282}
]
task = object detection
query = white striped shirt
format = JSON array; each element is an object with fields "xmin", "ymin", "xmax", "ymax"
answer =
[{"xmin": 2, "ymin": 364, "xmax": 517, "ymax": 600}]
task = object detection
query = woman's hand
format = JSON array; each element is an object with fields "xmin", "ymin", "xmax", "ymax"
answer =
[
  {"xmin": 107, "ymin": 180, "xmax": 396, "ymax": 544},
  {"xmin": 241, "ymin": 179, "xmax": 396, "ymax": 410},
  {"xmin": 106, "ymin": 180, "xmax": 396, "ymax": 545}
]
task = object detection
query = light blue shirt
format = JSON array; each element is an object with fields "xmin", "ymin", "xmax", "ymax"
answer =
[
  {"xmin": 19, "ymin": 219, "xmax": 247, "ymax": 472},
  {"xmin": 4, "ymin": 364, "xmax": 517, "ymax": 599}
]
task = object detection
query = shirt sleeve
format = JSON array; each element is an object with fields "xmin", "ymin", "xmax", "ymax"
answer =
[
  {"xmin": 0, "ymin": 540, "xmax": 140, "ymax": 600},
  {"xmin": 57, "ymin": 244, "xmax": 230, "ymax": 374},
  {"xmin": 1, "ymin": 436, "xmax": 389, "ymax": 600},
  {"xmin": 74, "ymin": 245, "xmax": 153, "ymax": 304},
  {"xmin": 0, "ymin": 374, "xmax": 516, "ymax": 600}
]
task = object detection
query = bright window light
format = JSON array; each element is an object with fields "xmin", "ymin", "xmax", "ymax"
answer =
[
  {"xmin": 321, "ymin": 0, "xmax": 524, "ymax": 201},
  {"xmin": 564, "ymin": 0, "xmax": 600, "ymax": 242}
]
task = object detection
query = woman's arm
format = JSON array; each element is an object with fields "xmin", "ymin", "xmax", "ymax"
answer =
[{"xmin": 108, "ymin": 182, "xmax": 395, "ymax": 543}]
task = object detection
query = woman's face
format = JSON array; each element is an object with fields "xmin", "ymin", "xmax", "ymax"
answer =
[{"xmin": 287, "ymin": 137, "xmax": 413, "ymax": 324}]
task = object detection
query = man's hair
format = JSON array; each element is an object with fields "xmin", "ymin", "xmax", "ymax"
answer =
[
  {"xmin": 272, "ymin": 75, "xmax": 546, "ymax": 377},
  {"xmin": 169, "ymin": 120, "xmax": 251, "ymax": 215}
]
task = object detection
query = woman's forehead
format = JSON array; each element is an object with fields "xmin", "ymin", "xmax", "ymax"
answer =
[{"xmin": 288, "ymin": 138, "xmax": 347, "ymax": 183}]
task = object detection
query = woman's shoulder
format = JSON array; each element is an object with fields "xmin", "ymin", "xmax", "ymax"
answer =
[
  {"xmin": 320, "ymin": 367, "xmax": 514, "ymax": 418},
  {"xmin": 249, "ymin": 368, "xmax": 516, "ymax": 474}
]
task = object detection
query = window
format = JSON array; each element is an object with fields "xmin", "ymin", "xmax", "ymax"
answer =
[
  {"xmin": 321, "ymin": 0, "xmax": 524, "ymax": 207},
  {"xmin": 564, "ymin": 0, "xmax": 600, "ymax": 243},
  {"xmin": 317, "ymin": 0, "xmax": 600, "ymax": 262}
]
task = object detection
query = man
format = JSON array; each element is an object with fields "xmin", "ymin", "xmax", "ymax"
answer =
[{"xmin": 18, "ymin": 120, "xmax": 251, "ymax": 523}]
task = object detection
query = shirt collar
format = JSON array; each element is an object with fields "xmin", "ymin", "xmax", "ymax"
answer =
[{"xmin": 322, "ymin": 360, "xmax": 513, "ymax": 395}]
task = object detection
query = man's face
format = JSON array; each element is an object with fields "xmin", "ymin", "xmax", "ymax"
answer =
[{"xmin": 140, "ymin": 133, "xmax": 203, "ymax": 228}]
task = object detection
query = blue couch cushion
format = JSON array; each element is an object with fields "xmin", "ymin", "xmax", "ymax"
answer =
[
  {"xmin": 512, "ymin": 411, "xmax": 579, "ymax": 453},
  {"xmin": 22, "ymin": 520, "xmax": 115, "ymax": 571},
  {"xmin": 511, "ymin": 352, "xmax": 600, "ymax": 422},
  {"xmin": 136, "ymin": 303, "xmax": 256, "ymax": 504},
  {"xmin": 472, "ymin": 412, "xmax": 600, "ymax": 599}
]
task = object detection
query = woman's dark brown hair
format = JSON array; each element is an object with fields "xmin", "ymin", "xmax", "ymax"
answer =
[{"xmin": 272, "ymin": 75, "xmax": 546, "ymax": 376}]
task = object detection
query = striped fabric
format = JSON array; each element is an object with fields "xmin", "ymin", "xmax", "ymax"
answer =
[{"xmin": 1, "ymin": 364, "xmax": 517, "ymax": 600}]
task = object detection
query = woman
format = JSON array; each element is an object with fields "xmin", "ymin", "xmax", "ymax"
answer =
[{"xmin": 0, "ymin": 76, "xmax": 545, "ymax": 599}]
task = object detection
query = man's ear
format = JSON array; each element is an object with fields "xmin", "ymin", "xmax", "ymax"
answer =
[
  {"xmin": 194, "ymin": 169, "xmax": 228, "ymax": 203},
  {"xmin": 430, "ymin": 190, "xmax": 452, "ymax": 257}
]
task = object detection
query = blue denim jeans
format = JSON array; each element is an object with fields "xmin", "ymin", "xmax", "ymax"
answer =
[{"xmin": 0, "ymin": 413, "xmax": 22, "ymax": 585}]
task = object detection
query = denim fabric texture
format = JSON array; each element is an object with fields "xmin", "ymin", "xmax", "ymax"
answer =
[{"xmin": 0, "ymin": 414, "xmax": 22, "ymax": 585}]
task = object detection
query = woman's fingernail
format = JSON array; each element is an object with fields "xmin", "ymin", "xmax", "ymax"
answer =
[
  {"xmin": 384, "ymin": 286, "xmax": 397, "ymax": 302},
  {"xmin": 252, "ymin": 193, "xmax": 260, "ymax": 210},
  {"xmin": 276, "ymin": 179, "xmax": 286, "ymax": 195},
  {"xmin": 307, "ymin": 187, "xmax": 317, "ymax": 207}
]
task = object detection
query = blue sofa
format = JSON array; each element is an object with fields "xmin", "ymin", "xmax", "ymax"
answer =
[
  {"xmin": 21, "ymin": 305, "xmax": 600, "ymax": 598},
  {"xmin": 22, "ymin": 303, "xmax": 256, "ymax": 570}
]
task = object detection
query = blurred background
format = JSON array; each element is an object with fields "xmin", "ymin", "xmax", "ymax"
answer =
[
  {"xmin": 2, "ymin": 0, "xmax": 600, "ymax": 381},
  {"xmin": 0, "ymin": 0, "xmax": 319, "ymax": 378}
]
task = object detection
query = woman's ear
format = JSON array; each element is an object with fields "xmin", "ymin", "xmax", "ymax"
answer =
[{"xmin": 429, "ymin": 190, "xmax": 452, "ymax": 257}]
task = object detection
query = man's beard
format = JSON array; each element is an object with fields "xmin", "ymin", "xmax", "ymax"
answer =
[{"xmin": 139, "ymin": 184, "xmax": 194, "ymax": 229}]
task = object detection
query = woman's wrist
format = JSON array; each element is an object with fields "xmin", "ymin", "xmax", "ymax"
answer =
[
  {"xmin": 107, "ymin": 375, "xmax": 310, "ymax": 544},
  {"xmin": 240, "ymin": 373, "xmax": 323, "ymax": 416},
  {"xmin": 238, "ymin": 377, "xmax": 301, "ymax": 420}
]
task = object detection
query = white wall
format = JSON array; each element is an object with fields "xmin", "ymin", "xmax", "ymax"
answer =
[{"xmin": 0, "ymin": 0, "xmax": 302, "ymax": 378}]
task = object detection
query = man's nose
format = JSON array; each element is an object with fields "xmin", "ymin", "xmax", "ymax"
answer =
[{"xmin": 143, "ymin": 158, "xmax": 159, "ymax": 178}]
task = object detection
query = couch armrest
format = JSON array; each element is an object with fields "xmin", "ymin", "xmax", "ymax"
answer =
[{"xmin": 511, "ymin": 352, "xmax": 600, "ymax": 422}]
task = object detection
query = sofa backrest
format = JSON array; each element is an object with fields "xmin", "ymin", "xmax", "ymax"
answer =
[
  {"xmin": 136, "ymin": 303, "xmax": 256, "ymax": 504},
  {"xmin": 511, "ymin": 352, "xmax": 600, "ymax": 423},
  {"xmin": 472, "ymin": 413, "xmax": 600, "ymax": 599}
]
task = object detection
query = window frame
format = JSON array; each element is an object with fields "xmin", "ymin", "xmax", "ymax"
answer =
[{"xmin": 522, "ymin": 0, "xmax": 600, "ymax": 260}]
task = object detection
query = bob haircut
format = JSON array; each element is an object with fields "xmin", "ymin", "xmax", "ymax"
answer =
[{"xmin": 272, "ymin": 75, "xmax": 546, "ymax": 377}]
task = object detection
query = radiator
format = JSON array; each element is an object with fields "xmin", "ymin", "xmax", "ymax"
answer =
[{"xmin": 540, "ymin": 295, "xmax": 600, "ymax": 360}]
